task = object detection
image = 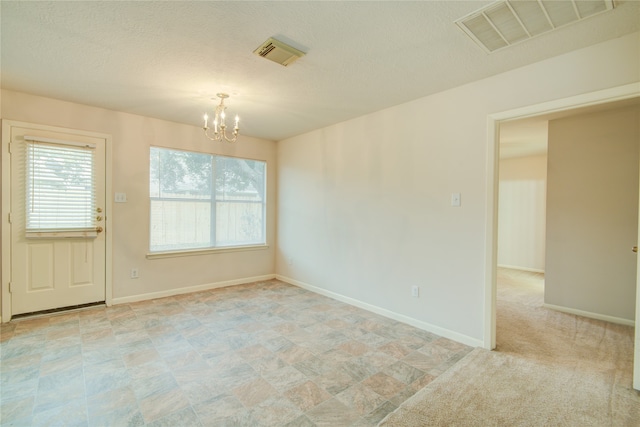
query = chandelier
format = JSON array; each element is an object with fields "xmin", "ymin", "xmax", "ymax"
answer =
[{"xmin": 203, "ymin": 93, "xmax": 239, "ymax": 143}]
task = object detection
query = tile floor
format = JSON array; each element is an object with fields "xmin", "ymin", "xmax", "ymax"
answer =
[{"xmin": 0, "ymin": 279, "xmax": 472, "ymax": 426}]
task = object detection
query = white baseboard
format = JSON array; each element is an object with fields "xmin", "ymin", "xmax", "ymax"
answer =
[
  {"xmin": 276, "ymin": 274, "xmax": 484, "ymax": 348},
  {"xmin": 498, "ymin": 264, "xmax": 545, "ymax": 274},
  {"xmin": 543, "ymin": 303, "xmax": 635, "ymax": 327},
  {"xmin": 111, "ymin": 274, "xmax": 276, "ymax": 305}
]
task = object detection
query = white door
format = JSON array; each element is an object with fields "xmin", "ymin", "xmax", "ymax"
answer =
[{"xmin": 9, "ymin": 124, "xmax": 106, "ymax": 315}]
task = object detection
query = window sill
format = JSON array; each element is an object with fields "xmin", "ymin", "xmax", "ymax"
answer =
[{"xmin": 146, "ymin": 244, "xmax": 269, "ymax": 260}]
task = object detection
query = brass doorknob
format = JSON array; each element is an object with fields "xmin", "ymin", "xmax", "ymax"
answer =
[
  {"xmin": 96, "ymin": 226, "xmax": 103, "ymax": 234},
  {"xmin": 633, "ymin": 246, "xmax": 638, "ymax": 253}
]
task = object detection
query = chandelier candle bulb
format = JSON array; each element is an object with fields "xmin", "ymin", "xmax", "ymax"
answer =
[{"xmin": 203, "ymin": 114, "xmax": 208, "ymax": 129}]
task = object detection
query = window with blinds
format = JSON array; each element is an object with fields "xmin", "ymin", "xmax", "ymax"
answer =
[{"xmin": 25, "ymin": 137, "xmax": 97, "ymax": 237}]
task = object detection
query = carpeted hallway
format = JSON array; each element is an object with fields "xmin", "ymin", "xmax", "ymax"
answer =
[
  {"xmin": 380, "ymin": 268, "xmax": 639, "ymax": 426},
  {"xmin": 495, "ymin": 268, "xmax": 634, "ymax": 374}
]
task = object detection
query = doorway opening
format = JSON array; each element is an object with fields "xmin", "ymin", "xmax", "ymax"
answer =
[{"xmin": 484, "ymin": 83, "xmax": 640, "ymax": 389}]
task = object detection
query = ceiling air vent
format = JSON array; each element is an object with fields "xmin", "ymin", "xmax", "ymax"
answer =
[
  {"xmin": 253, "ymin": 37, "xmax": 305, "ymax": 66},
  {"xmin": 456, "ymin": 0, "xmax": 615, "ymax": 53}
]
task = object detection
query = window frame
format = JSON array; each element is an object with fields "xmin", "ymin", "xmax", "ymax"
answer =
[{"xmin": 147, "ymin": 146, "xmax": 267, "ymax": 257}]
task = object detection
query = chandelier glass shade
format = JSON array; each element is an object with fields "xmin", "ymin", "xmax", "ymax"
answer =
[{"xmin": 203, "ymin": 93, "xmax": 239, "ymax": 143}]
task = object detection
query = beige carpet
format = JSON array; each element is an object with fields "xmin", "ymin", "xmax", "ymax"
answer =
[{"xmin": 379, "ymin": 268, "xmax": 639, "ymax": 426}]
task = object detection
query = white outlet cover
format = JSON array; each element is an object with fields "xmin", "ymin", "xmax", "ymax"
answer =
[
  {"xmin": 451, "ymin": 193, "xmax": 461, "ymax": 207},
  {"xmin": 115, "ymin": 192, "xmax": 127, "ymax": 203}
]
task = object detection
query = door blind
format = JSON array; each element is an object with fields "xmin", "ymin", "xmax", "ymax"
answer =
[{"xmin": 25, "ymin": 137, "xmax": 97, "ymax": 233}]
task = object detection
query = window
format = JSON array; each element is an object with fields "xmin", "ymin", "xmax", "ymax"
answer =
[
  {"xmin": 149, "ymin": 147, "xmax": 266, "ymax": 253},
  {"xmin": 26, "ymin": 137, "xmax": 97, "ymax": 237}
]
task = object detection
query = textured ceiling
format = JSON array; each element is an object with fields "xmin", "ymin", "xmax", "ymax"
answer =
[{"xmin": 1, "ymin": 1, "xmax": 639, "ymax": 141}]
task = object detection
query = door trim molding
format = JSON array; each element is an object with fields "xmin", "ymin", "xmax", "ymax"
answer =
[
  {"xmin": 484, "ymin": 82, "xmax": 640, "ymax": 349},
  {"xmin": 1, "ymin": 120, "xmax": 113, "ymax": 322}
]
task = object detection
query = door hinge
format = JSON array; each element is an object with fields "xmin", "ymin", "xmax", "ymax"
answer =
[
  {"xmin": 8, "ymin": 282, "xmax": 13, "ymax": 293},
  {"xmin": 7, "ymin": 142, "xmax": 11, "ymax": 154},
  {"xmin": 8, "ymin": 213, "xmax": 12, "ymax": 224}
]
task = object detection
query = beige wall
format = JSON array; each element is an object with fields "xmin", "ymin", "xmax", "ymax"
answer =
[
  {"xmin": 1, "ymin": 90, "xmax": 277, "ymax": 306},
  {"xmin": 545, "ymin": 105, "xmax": 640, "ymax": 322},
  {"xmin": 277, "ymin": 33, "xmax": 640, "ymax": 345},
  {"xmin": 498, "ymin": 155, "xmax": 547, "ymax": 272}
]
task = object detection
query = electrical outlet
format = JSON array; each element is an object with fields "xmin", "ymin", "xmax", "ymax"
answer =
[
  {"xmin": 411, "ymin": 285, "xmax": 420, "ymax": 297},
  {"xmin": 130, "ymin": 268, "xmax": 139, "ymax": 279}
]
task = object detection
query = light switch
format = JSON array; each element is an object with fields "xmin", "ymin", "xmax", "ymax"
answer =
[
  {"xmin": 115, "ymin": 192, "xmax": 127, "ymax": 203},
  {"xmin": 451, "ymin": 193, "xmax": 461, "ymax": 207}
]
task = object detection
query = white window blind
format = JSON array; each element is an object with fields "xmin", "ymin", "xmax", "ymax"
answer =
[{"xmin": 26, "ymin": 137, "xmax": 96, "ymax": 235}]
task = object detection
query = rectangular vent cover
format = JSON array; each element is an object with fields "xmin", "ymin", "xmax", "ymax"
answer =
[
  {"xmin": 456, "ymin": 0, "xmax": 614, "ymax": 53},
  {"xmin": 253, "ymin": 37, "xmax": 305, "ymax": 66}
]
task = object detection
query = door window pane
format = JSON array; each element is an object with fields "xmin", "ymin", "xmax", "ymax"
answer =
[{"xmin": 26, "ymin": 141, "xmax": 96, "ymax": 231}]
